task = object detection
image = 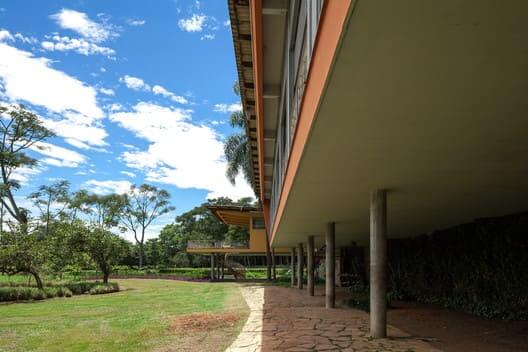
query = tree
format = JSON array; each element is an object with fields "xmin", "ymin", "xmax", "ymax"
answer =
[
  {"xmin": 0, "ymin": 226, "xmax": 47, "ymax": 288},
  {"xmin": 121, "ymin": 184, "xmax": 174, "ymax": 268},
  {"xmin": 0, "ymin": 104, "xmax": 54, "ymax": 227},
  {"xmin": 224, "ymin": 82, "xmax": 253, "ymax": 187},
  {"xmin": 84, "ymin": 228, "xmax": 130, "ymax": 283},
  {"xmin": 28, "ymin": 180, "xmax": 70, "ymax": 237},
  {"xmin": 75, "ymin": 191, "xmax": 127, "ymax": 281}
]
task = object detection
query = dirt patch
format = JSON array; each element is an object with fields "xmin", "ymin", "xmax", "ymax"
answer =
[{"xmin": 169, "ymin": 311, "xmax": 243, "ymax": 334}]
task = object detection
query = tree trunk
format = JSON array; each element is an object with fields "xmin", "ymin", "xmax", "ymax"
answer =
[
  {"xmin": 139, "ymin": 243, "xmax": 144, "ymax": 268},
  {"xmin": 31, "ymin": 271, "xmax": 43, "ymax": 289},
  {"xmin": 103, "ymin": 270, "xmax": 110, "ymax": 284}
]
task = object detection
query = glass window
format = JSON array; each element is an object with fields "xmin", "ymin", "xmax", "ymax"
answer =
[{"xmin": 252, "ymin": 217, "xmax": 265, "ymax": 229}]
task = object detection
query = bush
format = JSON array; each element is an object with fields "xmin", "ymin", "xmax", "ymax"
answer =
[
  {"xmin": 56, "ymin": 286, "xmax": 73, "ymax": 298},
  {"xmin": 387, "ymin": 212, "xmax": 528, "ymax": 320},
  {"xmin": 89, "ymin": 283, "xmax": 120, "ymax": 295}
]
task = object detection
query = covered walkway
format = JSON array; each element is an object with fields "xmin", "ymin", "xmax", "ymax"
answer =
[{"xmin": 227, "ymin": 285, "xmax": 439, "ymax": 352}]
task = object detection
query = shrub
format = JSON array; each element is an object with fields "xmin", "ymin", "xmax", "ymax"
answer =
[
  {"xmin": 56, "ymin": 286, "xmax": 73, "ymax": 298},
  {"xmin": 89, "ymin": 283, "xmax": 120, "ymax": 295},
  {"xmin": 43, "ymin": 287, "xmax": 59, "ymax": 299}
]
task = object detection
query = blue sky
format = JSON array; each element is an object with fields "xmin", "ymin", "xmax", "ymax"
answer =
[{"xmin": 0, "ymin": 0, "xmax": 253, "ymax": 240}]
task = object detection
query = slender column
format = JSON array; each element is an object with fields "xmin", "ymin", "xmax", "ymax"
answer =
[
  {"xmin": 370, "ymin": 190, "xmax": 387, "ymax": 338},
  {"xmin": 221, "ymin": 257, "xmax": 225, "ymax": 280},
  {"xmin": 325, "ymin": 222, "xmax": 335, "ymax": 308},
  {"xmin": 307, "ymin": 236, "xmax": 315, "ymax": 296},
  {"xmin": 210, "ymin": 254, "xmax": 215, "ymax": 280},
  {"xmin": 297, "ymin": 243, "xmax": 304, "ymax": 289},
  {"xmin": 290, "ymin": 248, "xmax": 296, "ymax": 286},
  {"xmin": 272, "ymin": 248, "xmax": 277, "ymax": 280}
]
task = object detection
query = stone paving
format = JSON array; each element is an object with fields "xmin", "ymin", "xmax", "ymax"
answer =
[{"xmin": 226, "ymin": 285, "xmax": 441, "ymax": 352}]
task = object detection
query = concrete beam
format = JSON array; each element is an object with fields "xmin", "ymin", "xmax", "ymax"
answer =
[
  {"xmin": 297, "ymin": 243, "xmax": 304, "ymax": 289},
  {"xmin": 326, "ymin": 222, "xmax": 336, "ymax": 308},
  {"xmin": 370, "ymin": 190, "xmax": 387, "ymax": 338},
  {"xmin": 262, "ymin": 0, "xmax": 288, "ymax": 16},
  {"xmin": 307, "ymin": 235, "xmax": 315, "ymax": 296}
]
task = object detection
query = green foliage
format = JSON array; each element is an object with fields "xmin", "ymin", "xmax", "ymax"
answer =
[
  {"xmin": 223, "ymin": 81, "xmax": 254, "ymax": 187},
  {"xmin": 121, "ymin": 184, "xmax": 175, "ymax": 267},
  {"xmin": 83, "ymin": 228, "xmax": 131, "ymax": 282},
  {"xmin": 387, "ymin": 213, "xmax": 528, "ymax": 320},
  {"xmin": 0, "ymin": 104, "xmax": 55, "ymax": 225},
  {"xmin": 89, "ymin": 282, "xmax": 120, "ymax": 295}
]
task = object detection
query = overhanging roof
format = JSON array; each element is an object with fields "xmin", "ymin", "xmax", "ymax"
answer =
[{"xmin": 207, "ymin": 205, "xmax": 260, "ymax": 228}]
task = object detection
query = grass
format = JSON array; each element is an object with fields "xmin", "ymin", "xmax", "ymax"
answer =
[{"xmin": 0, "ymin": 279, "xmax": 249, "ymax": 352}]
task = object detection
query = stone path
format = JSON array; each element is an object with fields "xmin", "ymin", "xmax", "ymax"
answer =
[{"xmin": 226, "ymin": 285, "xmax": 441, "ymax": 352}]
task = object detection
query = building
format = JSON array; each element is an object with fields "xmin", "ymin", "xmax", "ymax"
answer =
[
  {"xmin": 228, "ymin": 0, "xmax": 528, "ymax": 338},
  {"xmin": 187, "ymin": 205, "xmax": 290, "ymax": 279}
]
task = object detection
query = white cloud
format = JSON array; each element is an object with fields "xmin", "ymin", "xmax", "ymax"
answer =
[
  {"xmin": 107, "ymin": 103, "xmax": 123, "ymax": 112},
  {"xmin": 0, "ymin": 43, "xmax": 103, "ymax": 118},
  {"xmin": 120, "ymin": 75, "xmax": 150, "ymax": 91},
  {"xmin": 120, "ymin": 170, "xmax": 136, "ymax": 178},
  {"xmin": 83, "ymin": 179, "xmax": 132, "ymax": 195},
  {"xmin": 201, "ymin": 34, "xmax": 215, "ymax": 41},
  {"xmin": 99, "ymin": 87, "xmax": 115, "ymax": 96},
  {"xmin": 14, "ymin": 33, "xmax": 37, "ymax": 44},
  {"xmin": 109, "ymin": 102, "xmax": 254, "ymax": 200},
  {"xmin": 31, "ymin": 142, "xmax": 87, "ymax": 168},
  {"xmin": 42, "ymin": 112, "xmax": 108, "ymax": 149},
  {"xmin": 214, "ymin": 102, "xmax": 242, "ymax": 113},
  {"xmin": 12, "ymin": 166, "xmax": 44, "ymax": 185},
  {"xmin": 178, "ymin": 14, "xmax": 206, "ymax": 32},
  {"xmin": 223, "ymin": 20, "xmax": 231, "ymax": 27},
  {"xmin": 50, "ymin": 9, "xmax": 116, "ymax": 43},
  {"xmin": 152, "ymin": 84, "xmax": 188, "ymax": 104},
  {"xmin": 127, "ymin": 19, "xmax": 146, "ymax": 26},
  {"xmin": 0, "ymin": 29, "xmax": 14, "ymax": 42},
  {"xmin": 41, "ymin": 35, "xmax": 115, "ymax": 57}
]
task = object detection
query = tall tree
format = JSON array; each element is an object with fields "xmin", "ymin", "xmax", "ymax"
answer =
[
  {"xmin": 0, "ymin": 104, "xmax": 54, "ymax": 227},
  {"xmin": 28, "ymin": 180, "xmax": 70, "ymax": 237},
  {"xmin": 75, "ymin": 191, "xmax": 128, "ymax": 281},
  {"xmin": 224, "ymin": 82, "xmax": 253, "ymax": 187},
  {"xmin": 121, "ymin": 184, "xmax": 174, "ymax": 268}
]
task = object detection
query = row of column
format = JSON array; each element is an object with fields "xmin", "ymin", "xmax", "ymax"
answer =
[{"xmin": 287, "ymin": 190, "xmax": 387, "ymax": 338}]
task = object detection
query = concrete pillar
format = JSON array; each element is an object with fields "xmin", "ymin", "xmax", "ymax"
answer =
[
  {"xmin": 325, "ymin": 222, "xmax": 335, "ymax": 308},
  {"xmin": 307, "ymin": 235, "xmax": 315, "ymax": 296},
  {"xmin": 272, "ymin": 248, "xmax": 277, "ymax": 280},
  {"xmin": 297, "ymin": 243, "xmax": 304, "ymax": 289},
  {"xmin": 290, "ymin": 247, "xmax": 296, "ymax": 286},
  {"xmin": 210, "ymin": 254, "xmax": 215, "ymax": 280},
  {"xmin": 370, "ymin": 190, "xmax": 387, "ymax": 338}
]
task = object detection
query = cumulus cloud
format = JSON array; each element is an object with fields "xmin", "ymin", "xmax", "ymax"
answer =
[
  {"xmin": 0, "ymin": 43, "xmax": 103, "ymax": 118},
  {"xmin": 11, "ymin": 166, "xmax": 44, "ymax": 185},
  {"xmin": 31, "ymin": 142, "xmax": 87, "ymax": 168},
  {"xmin": 50, "ymin": 9, "xmax": 116, "ymax": 43},
  {"xmin": 120, "ymin": 76, "xmax": 187, "ymax": 104},
  {"xmin": 120, "ymin": 75, "xmax": 150, "ymax": 91},
  {"xmin": 99, "ymin": 87, "xmax": 114, "ymax": 96},
  {"xmin": 41, "ymin": 35, "xmax": 115, "ymax": 57},
  {"xmin": 178, "ymin": 14, "xmax": 207, "ymax": 32},
  {"xmin": 109, "ymin": 102, "xmax": 254, "ymax": 200},
  {"xmin": 0, "ymin": 29, "xmax": 14, "ymax": 42},
  {"xmin": 120, "ymin": 170, "xmax": 136, "ymax": 178},
  {"xmin": 152, "ymin": 84, "xmax": 188, "ymax": 104},
  {"xmin": 214, "ymin": 102, "xmax": 242, "ymax": 113},
  {"xmin": 83, "ymin": 179, "xmax": 132, "ymax": 195},
  {"xmin": 0, "ymin": 43, "xmax": 108, "ymax": 150}
]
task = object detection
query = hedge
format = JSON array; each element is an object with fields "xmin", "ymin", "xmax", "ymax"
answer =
[{"xmin": 387, "ymin": 212, "xmax": 528, "ymax": 320}]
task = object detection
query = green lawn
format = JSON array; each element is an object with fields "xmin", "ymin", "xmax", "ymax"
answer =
[{"xmin": 0, "ymin": 279, "xmax": 248, "ymax": 352}]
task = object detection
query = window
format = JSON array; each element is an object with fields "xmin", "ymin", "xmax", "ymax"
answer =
[{"xmin": 252, "ymin": 217, "xmax": 265, "ymax": 229}]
